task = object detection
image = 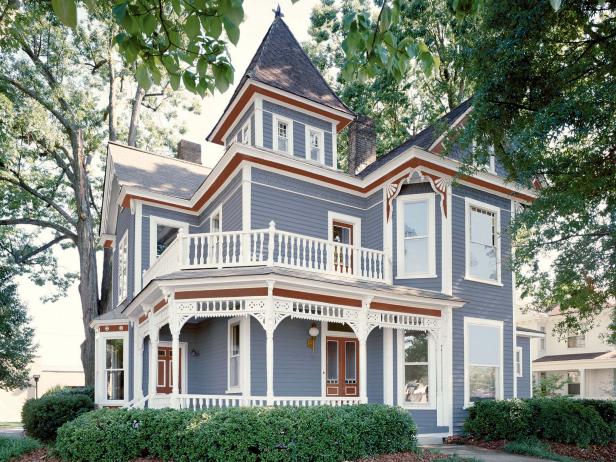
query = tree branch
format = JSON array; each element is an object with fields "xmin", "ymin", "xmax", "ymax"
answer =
[
  {"xmin": 0, "ymin": 218, "xmax": 77, "ymax": 240},
  {"xmin": 13, "ymin": 234, "xmax": 73, "ymax": 264}
]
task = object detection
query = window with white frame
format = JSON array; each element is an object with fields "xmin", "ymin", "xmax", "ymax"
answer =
[
  {"xmin": 118, "ymin": 233, "xmax": 128, "ymax": 302},
  {"xmin": 210, "ymin": 208, "xmax": 222, "ymax": 233},
  {"xmin": 149, "ymin": 217, "xmax": 188, "ymax": 265},
  {"xmin": 240, "ymin": 121, "xmax": 250, "ymax": 145},
  {"xmin": 567, "ymin": 335, "xmax": 585, "ymax": 348},
  {"xmin": 397, "ymin": 194, "xmax": 435, "ymax": 278},
  {"xmin": 466, "ymin": 199, "xmax": 500, "ymax": 284},
  {"xmin": 228, "ymin": 320, "xmax": 241, "ymax": 391},
  {"xmin": 515, "ymin": 346, "xmax": 523, "ymax": 378},
  {"xmin": 307, "ymin": 127, "xmax": 323, "ymax": 163},
  {"xmin": 567, "ymin": 370, "xmax": 581, "ymax": 395},
  {"xmin": 105, "ymin": 338, "xmax": 126, "ymax": 401},
  {"xmin": 465, "ymin": 319, "xmax": 503, "ymax": 406},
  {"xmin": 275, "ymin": 118, "xmax": 290, "ymax": 153},
  {"xmin": 403, "ymin": 331, "xmax": 431, "ymax": 404}
]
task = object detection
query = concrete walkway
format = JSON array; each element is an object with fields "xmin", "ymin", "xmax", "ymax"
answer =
[
  {"xmin": 423, "ymin": 444, "xmax": 550, "ymax": 462},
  {"xmin": 0, "ymin": 426, "xmax": 24, "ymax": 438}
]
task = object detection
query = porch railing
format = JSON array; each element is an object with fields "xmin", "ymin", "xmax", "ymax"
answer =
[
  {"xmin": 143, "ymin": 222, "xmax": 390, "ymax": 286},
  {"xmin": 128, "ymin": 394, "xmax": 363, "ymax": 410}
]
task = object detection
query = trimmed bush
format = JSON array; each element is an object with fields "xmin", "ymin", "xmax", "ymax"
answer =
[
  {"xmin": 42, "ymin": 385, "xmax": 95, "ymax": 401},
  {"xmin": 56, "ymin": 404, "xmax": 417, "ymax": 462},
  {"xmin": 21, "ymin": 392, "xmax": 94, "ymax": 443},
  {"xmin": 464, "ymin": 397, "xmax": 616, "ymax": 447},
  {"xmin": 0, "ymin": 435, "xmax": 41, "ymax": 462}
]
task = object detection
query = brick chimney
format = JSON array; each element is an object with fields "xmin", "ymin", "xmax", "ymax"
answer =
[
  {"xmin": 177, "ymin": 139, "xmax": 202, "ymax": 164},
  {"xmin": 347, "ymin": 115, "xmax": 376, "ymax": 175}
]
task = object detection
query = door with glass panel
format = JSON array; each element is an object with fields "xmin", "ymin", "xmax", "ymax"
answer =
[
  {"xmin": 157, "ymin": 346, "xmax": 182, "ymax": 394},
  {"xmin": 331, "ymin": 221, "xmax": 354, "ymax": 274},
  {"xmin": 326, "ymin": 337, "xmax": 359, "ymax": 396}
]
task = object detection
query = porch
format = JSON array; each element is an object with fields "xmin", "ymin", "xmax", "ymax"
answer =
[{"xmin": 123, "ymin": 279, "xmax": 458, "ymax": 432}]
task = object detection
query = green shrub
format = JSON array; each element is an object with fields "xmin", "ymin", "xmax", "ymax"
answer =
[
  {"xmin": 56, "ymin": 404, "xmax": 417, "ymax": 462},
  {"xmin": 463, "ymin": 399, "xmax": 533, "ymax": 441},
  {"xmin": 464, "ymin": 397, "xmax": 615, "ymax": 447},
  {"xmin": 504, "ymin": 437, "xmax": 578, "ymax": 462},
  {"xmin": 0, "ymin": 436, "xmax": 41, "ymax": 462},
  {"xmin": 21, "ymin": 392, "xmax": 94, "ymax": 443},
  {"xmin": 42, "ymin": 385, "xmax": 95, "ymax": 401}
]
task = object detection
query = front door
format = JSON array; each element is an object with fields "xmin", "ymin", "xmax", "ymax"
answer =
[
  {"xmin": 326, "ymin": 337, "xmax": 359, "ymax": 396},
  {"xmin": 332, "ymin": 221, "xmax": 354, "ymax": 273},
  {"xmin": 157, "ymin": 346, "xmax": 182, "ymax": 394}
]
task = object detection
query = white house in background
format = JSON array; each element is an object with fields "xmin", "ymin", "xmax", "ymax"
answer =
[{"xmin": 518, "ymin": 307, "xmax": 616, "ymax": 398}]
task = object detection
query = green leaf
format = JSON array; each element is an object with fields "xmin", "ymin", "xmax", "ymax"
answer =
[
  {"xmin": 220, "ymin": 0, "xmax": 244, "ymax": 25},
  {"xmin": 183, "ymin": 71, "xmax": 197, "ymax": 93},
  {"xmin": 196, "ymin": 78, "xmax": 208, "ymax": 97},
  {"xmin": 197, "ymin": 57, "xmax": 208, "ymax": 76},
  {"xmin": 379, "ymin": 5, "xmax": 392, "ymax": 32},
  {"xmin": 171, "ymin": 0, "xmax": 182, "ymax": 16},
  {"xmin": 135, "ymin": 62, "xmax": 152, "ymax": 91},
  {"xmin": 169, "ymin": 73, "xmax": 181, "ymax": 91},
  {"xmin": 51, "ymin": 0, "xmax": 77, "ymax": 28},
  {"xmin": 111, "ymin": 2, "xmax": 127, "ymax": 23},
  {"xmin": 184, "ymin": 15, "xmax": 201, "ymax": 39},
  {"xmin": 142, "ymin": 14, "xmax": 157, "ymax": 36},
  {"xmin": 203, "ymin": 16, "xmax": 223, "ymax": 39},
  {"xmin": 212, "ymin": 65, "xmax": 229, "ymax": 92},
  {"xmin": 223, "ymin": 17, "xmax": 240, "ymax": 45},
  {"xmin": 161, "ymin": 55, "xmax": 179, "ymax": 74},
  {"xmin": 149, "ymin": 62, "xmax": 161, "ymax": 85}
]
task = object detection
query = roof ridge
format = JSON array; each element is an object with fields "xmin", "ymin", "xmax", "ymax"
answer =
[{"xmin": 108, "ymin": 141, "xmax": 212, "ymax": 171}]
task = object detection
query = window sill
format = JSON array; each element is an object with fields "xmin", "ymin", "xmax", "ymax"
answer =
[
  {"xmin": 225, "ymin": 388, "xmax": 242, "ymax": 394},
  {"xmin": 396, "ymin": 273, "xmax": 438, "ymax": 280},
  {"xmin": 463, "ymin": 276, "xmax": 503, "ymax": 287},
  {"xmin": 400, "ymin": 403, "xmax": 436, "ymax": 411}
]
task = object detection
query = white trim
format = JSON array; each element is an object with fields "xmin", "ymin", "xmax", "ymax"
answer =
[
  {"xmin": 240, "ymin": 119, "xmax": 251, "ymax": 145},
  {"xmin": 210, "ymin": 205, "xmax": 223, "ymax": 232},
  {"xmin": 396, "ymin": 193, "xmax": 437, "ymax": 279},
  {"xmin": 148, "ymin": 216, "xmax": 189, "ymax": 269},
  {"xmin": 516, "ymin": 346, "xmax": 523, "ymax": 378},
  {"xmin": 157, "ymin": 341, "xmax": 189, "ymax": 394},
  {"xmin": 397, "ymin": 329, "xmax": 437, "ymax": 410},
  {"xmin": 383, "ymin": 327, "xmax": 394, "ymax": 405},
  {"xmin": 242, "ymin": 165, "xmax": 251, "ymax": 231},
  {"xmin": 320, "ymin": 320, "xmax": 326, "ymax": 397},
  {"xmin": 305, "ymin": 125, "xmax": 325, "ymax": 164},
  {"xmin": 464, "ymin": 197, "xmax": 502, "ymax": 285},
  {"xmin": 511, "ymin": 200, "xmax": 518, "ymax": 396},
  {"xmin": 331, "ymin": 122, "xmax": 338, "ymax": 169},
  {"xmin": 327, "ymin": 211, "xmax": 362, "ymax": 247},
  {"xmin": 96, "ymin": 330, "xmax": 130, "ymax": 406},
  {"xmin": 464, "ymin": 317, "xmax": 504, "ymax": 408},
  {"xmin": 117, "ymin": 231, "xmax": 129, "ymax": 303},
  {"xmin": 441, "ymin": 187, "xmax": 453, "ymax": 295},
  {"xmin": 273, "ymin": 115, "xmax": 293, "ymax": 155},
  {"xmin": 226, "ymin": 316, "xmax": 250, "ymax": 394},
  {"xmin": 428, "ymin": 105, "xmax": 473, "ymax": 152},
  {"xmin": 254, "ymin": 96, "xmax": 264, "ymax": 147}
]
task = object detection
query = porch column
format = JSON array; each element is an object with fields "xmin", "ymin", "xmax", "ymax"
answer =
[
  {"xmin": 383, "ymin": 328, "xmax": 394, "ymax": 405},
  {"xmin": 134, "ymin": 321, "xmax": 144, "ymax": 402},
  {"xmin": 170, "ymin": 293, "xmax": 180, "ymax": 409},
  {"xmin": 265, "ymin": 281, "xmax": 275, "ymax": 404},
  {"xmin": 358, "ymin": 297, "xmax": 371, "ymax": 403},
  {"xmin": 148, "ymin": 313, "xmax": 159, "ymax": 398}
]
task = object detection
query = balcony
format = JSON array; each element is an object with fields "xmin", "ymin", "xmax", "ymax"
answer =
[{"xmin": 143, "ymin": 221, "xmax": 390, "ymax": 286}]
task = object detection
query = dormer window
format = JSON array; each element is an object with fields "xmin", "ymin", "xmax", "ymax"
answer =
[
  {"xmin": 307, "ymin": 127, "xmax": 324, "ymax": 163},
  {"xmin": 274, "ymin": 116, "xmax": 291, "ymax": 154}
]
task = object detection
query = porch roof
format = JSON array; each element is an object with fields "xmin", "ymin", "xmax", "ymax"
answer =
[
  {"xmin": 90, "ymin": 307, "xmax": 128, "ymax": 326},
  {"xmin": 534, "ymin": 351, "xmax": 615, "ymax": 363},
  {"xmin": 152, "ymin": 266, "xmax": 464, "ymax": 303}
]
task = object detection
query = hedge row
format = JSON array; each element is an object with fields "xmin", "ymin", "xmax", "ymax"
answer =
[
  {"xmin": 464, "ymin": 398, "xmax": 616, "ymax": 447},
  {"xmin": 56, "ymin": 404, "xmax": 417, "ymax": 462},
  {"xmin": 21, "ymin": 392, "xmax": 95, "ymax": 443}
]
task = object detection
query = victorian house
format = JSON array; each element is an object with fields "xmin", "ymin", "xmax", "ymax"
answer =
[{"xmin": 92, "ymin": 14, "xmax": 537, "ymax": 438}]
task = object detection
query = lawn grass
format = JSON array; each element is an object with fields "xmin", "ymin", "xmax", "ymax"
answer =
[
  {"xmin": 0, "ymin": 424, "xmax": 20, "ymax": 430},
  {"xmin": 0, "ymin": 436, "xmax": 41, "ymax": 462},
  {"xmin": 504, "ymin": 438, "xmax": 580, "ymax": 462}
]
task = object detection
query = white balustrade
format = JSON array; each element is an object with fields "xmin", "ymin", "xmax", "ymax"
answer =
[{"xmin": 143, "ymin": 223, "xmax": 389, "ymax": 285}]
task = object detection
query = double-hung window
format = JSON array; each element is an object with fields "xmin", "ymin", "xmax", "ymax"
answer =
[
  {"xmin": 567, "ymin": 371, "xmax": 581, "ymax": 395},
  {"xmin": 465, "ymin": 318, "xmax": 503, "ymax": 406},
  {"xmin": 567, "ymin": 335, "xmax": 585, "ymax": 348},
  {"xmin": 118, "ymin": 233, "xmax": 128, "ymax": 302},
  {"xmin": 466, "ymin": 198, "xmax": 501, "ymax": 284},
  {"xmin": 306, "ymin": 127, "xmax": 324, "ymax": 163},
  {"xmin": 403, "ymin": 331, "xmax": 432, "ymax": 405},
  {"xmin": 274, "ymin": 117, "xmax": 291, "ymax": 154},
  {"xmin": 515, "ymin": 346, "xmax": 523, "ymax": 378},
  {"xmin": 105, "ymin": 338, "xmax": 126, "ymax": 401},
  {"xmin": 228, "ymin": 319, "xmax": 241, "ymax": 392},
  {"xmin": 396, "ymin": 194, "xmax": 436, "ymax": 278}
]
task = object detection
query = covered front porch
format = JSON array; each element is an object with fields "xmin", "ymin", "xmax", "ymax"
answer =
[{"xmin": 121, "ymin": 268, "xmax": 463, "ymax": 433}]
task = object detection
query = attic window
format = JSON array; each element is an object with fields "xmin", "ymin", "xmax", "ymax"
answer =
[
  {"xmin": 307, "ymin": 128, "xmax": 323, "ymax": 163},
  {"xmin": 275, "ymin": 117, "xmax": 291, "ymax": 153}
]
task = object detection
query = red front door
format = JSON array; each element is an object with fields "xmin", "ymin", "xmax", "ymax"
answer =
[
  {"xmin": 157, "ymin": 346, "xmax": 182, "ymax": 394},
  {"xmin": 326, "ymin": 337, "xmax": 359, "ymax": 397}
]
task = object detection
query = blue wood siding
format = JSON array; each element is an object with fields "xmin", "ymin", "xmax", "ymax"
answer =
[
  {"xmin": 225, "ymin": 103, "xmax": 254, "ymax": 147},
  {"xmin": 451, "ymin": 184, "xmax": 514, "ymax": 432},
  {"xmin": 114, "ymin": 206, "xmax": 135, "ymax": 308},
  {"xmin": 142, "ymin": 337, "xmax": 149, "ymax": 395},
  {"xmin": 262, "ymin": 100, "xmax": 333, "ymax": 166},
  {"xmin": 251, "ymin": 168, "xmax": 383, "ymax": 250},
  {"xmin": 367, "ymin": 328, "xmax": 383, "ymax": 403},
  {"xmin": 251, "ymin": 317, "xmax": 266, "ymax": 396},
  {"xmin": 517, "ymin": 336, "xmax": 531, "ymax": 398},
  {"xmin": 392, "ymin": 183, "xmax": 442, "ymax": 292},
  {"xmin": 274, "ymin": 318, "xmax": 321, "ymax": 396}
]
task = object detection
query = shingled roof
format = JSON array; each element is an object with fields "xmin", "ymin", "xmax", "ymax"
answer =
[{"xmin": 358, "ymin": 98, "xmax": 473, "ymax": 177}]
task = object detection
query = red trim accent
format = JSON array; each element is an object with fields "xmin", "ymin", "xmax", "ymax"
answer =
[
  {"xmin": 176, "ymin": 287, "xmax": 268, "ymax": 300},
  {"xmin": 138, "ymin": 313, "xmax": 148, "ymax": 324},
  {"xmin": 210, "ymin": 84, "xmax": 353, "ymax": 145},
  {"xmin": 370, "ymin": 301, "xmax": 441, "ymax": 318},
  {"xmin": 272, "ymin": 288, "xmax": 362, "ymax": 307},
  {"xmin": 103, "ymin": 239, "xmax": 114, "ymax": 248},
  {"xmin": 98, "ymin": 324, "xmax": 129, "ymax": 332},
  {"xmin": 154, "ymin": 299, "xmax": 167, "ymax": 313}
]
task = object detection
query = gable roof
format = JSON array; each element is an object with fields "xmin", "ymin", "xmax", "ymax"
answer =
[
  {"xmin": 243, "ymin": 17, "xmax": 352, "ymax": 114},
  {"xmin": 359, "ymin": 98, "xmax": 473, "ymax": 177},
  {"xmin": 109, "ymin": 142, "xmax": 210, "ymax": 200}
]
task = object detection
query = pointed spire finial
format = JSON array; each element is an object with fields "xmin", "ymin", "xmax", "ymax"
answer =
[{"xmin": 273, "ymin": 4, "xmax": 283, "ymax": 18}]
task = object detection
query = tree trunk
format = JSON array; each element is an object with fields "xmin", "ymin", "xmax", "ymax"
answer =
[
  {"xmin": 71, "ymin": 128, "xmax": 100, "ymax": 387},
  {"xmin": 127, "ymin": 84, "xmax": 144, "ymax": 146}
]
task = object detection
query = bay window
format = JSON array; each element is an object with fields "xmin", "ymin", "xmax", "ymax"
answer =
[
  {"xmin": 465, "ymin": 318, "xmax": 503, "ymax": 406},
  {"xmin": 105, "ymin": 338, "xmax": 125, "ymax": 401},
  {"xmin": 465, "ymin": 198, "xmax": 501, "ymax": 284},
  {"xmin": 396, "ymin": 194, "xmax": 436, "ymax": 278}
]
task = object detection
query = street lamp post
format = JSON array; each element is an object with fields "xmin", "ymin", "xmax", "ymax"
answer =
[{"xmin": 33, "ymin": 375, "xmax": 40, "ymax": 399}]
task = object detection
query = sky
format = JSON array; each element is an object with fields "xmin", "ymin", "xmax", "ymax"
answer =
[{"xmin": 19, "ymin": 0, "xmax": 323, "ymax": 373}]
